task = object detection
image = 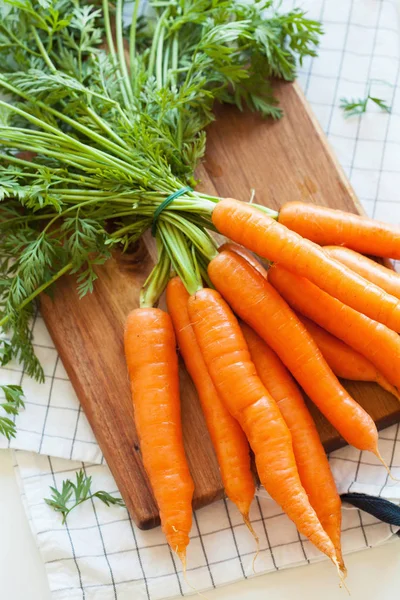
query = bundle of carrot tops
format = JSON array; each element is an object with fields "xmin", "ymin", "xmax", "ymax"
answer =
[{"xmin": 2, "ymin": 0, "xmax": 400, "ymax": 584}]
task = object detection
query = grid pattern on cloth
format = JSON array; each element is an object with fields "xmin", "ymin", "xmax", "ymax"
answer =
[
  {"xmin": 3, "ymin": 0, "xmax": 400, "ymax": 598},
  {"xmin": 13, "ymin": 446, "xmax": 400, "ymax": 600},
  {"xmin": 0, "ymin": 315, "xmax": 104, "ymax": 465}
]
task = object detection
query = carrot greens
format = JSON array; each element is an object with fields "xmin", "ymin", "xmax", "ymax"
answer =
[{"xmin": 0, "ymin": 0, "xmax": 322, "ymax": 380}]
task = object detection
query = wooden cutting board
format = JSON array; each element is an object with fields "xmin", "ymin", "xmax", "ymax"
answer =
[{"xmin": 40, "ymin": 81, "xmax": 400, "ymax": 530}]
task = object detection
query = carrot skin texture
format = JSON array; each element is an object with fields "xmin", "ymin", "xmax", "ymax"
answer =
[
  {"xmin": 212, "ymin": 199, "xmax": 400, "ymax": 332},
  {"xmin": 218, "ymin": 242, "xmax": 268, "ymax": 280},
  {"xmin": 297, "ymin": 313, "xmax": 400, "ymax": 400},
  {"xmin": 241, "ymin": 323, "xmax": 343, "ymax": 570},
  {"xmin": 268, "ymin": 264, "xmax": 400, "ymax": 394},
  {"xmin": 325, "ymin": 246, "xmax": 400, "ymax": 300},
  {"xmin": 208, "ymin": 251, "xmax": 379, "ymax": 454},
  {"xmin": 188, "ymin": 288, "xmax": 338, "ymax": 562},
  {"xmin": 124, "ymin": 308, "xmax": 194, "ymax": 559},
  {"xmin": 279, "ymin": 201, "xmax": 400, "ymax": 259},
  {"xmin": 166, "ymin": 277, "xmax": 255, "ymax": 518}
]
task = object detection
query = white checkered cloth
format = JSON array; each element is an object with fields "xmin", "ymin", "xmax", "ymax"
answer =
[{"xmin": 1, "ymin": 0, "xmax": 400, "ymax": 598}]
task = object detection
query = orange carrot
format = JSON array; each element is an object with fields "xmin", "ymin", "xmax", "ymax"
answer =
[
  {"xmin": 325, "ymin": 246, "xmax": 400, "ymax": 300},
  {"xmin": 241, "ymin": 322, "xmax": 344, "ymax": 571},
  {"xmin": 218, "ymin": 242, "xmax": 268, "ymax": 279},
  {"xmin": 268, "ymin": 264, "xmax": 400, "ymax": 395},
  {"xmin": 297, "ymin": 313, "xmax": 400, "ymax": 400},
  {"xmin": 208, "ymin": 250, "xmax": 380, "ymax": 455},
  {"xmin": 212, "ymin": 198, "xmax": 400, "ymax": 331},
  {"xmin": 188, "ymin": 287, "xmax": 341, "ymax": 569},
  {"xmin": 279, "ymin": 201, "xmax": 400, "ymax": 258},
  {"xmin": 124, "ymin": 308, "xmax": 194, "ymax": 563},
  {"xmin": 166, "ymin": 277, "xmax": 256, "ymax": 529}
]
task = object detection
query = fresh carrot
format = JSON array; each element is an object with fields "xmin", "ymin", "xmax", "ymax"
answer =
[
  {"xmin": 268, "ymin": 264, "xmax": 400, "ymax": 396},
  {"xmin": 325, "ymin": 246, "xmax": 400, "ymax": 300},
  {"xmin": 212, "ymin": 198, "xmax": 400, "ymax": 331},
  {"xmin": 221, "ymin": 237, "xmax": 399, "ymax": 402},
  {"xmin": 208, "ymin": 250, "xmax": 381, "ymax": 456},
  {"xmin": 188, "ymin": 287, "xmax": 342, "ymax": 569},
  {"xmin": 278, "ymin": 201, "xmax": 400, "ymax": 259},
  {"xmin": 166, "ymin": 277, "xmax": 256, "ymax": 532},
  {"xmin": 218, "ymin": 242, "xmax": 268, "ymax": 279},
  {"xmin": 124, "ymin": 308, "xmax": 194, "ymax": 563},
  {"xmin": 297, "ymin": 314, "xmax": 400, "ymax": 400},
  {"xmin": 241, "ymin": 322, "xmax": 344, "ymax": 571}
]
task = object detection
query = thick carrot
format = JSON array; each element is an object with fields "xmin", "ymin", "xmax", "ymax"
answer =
[
  {"xmin": 297, "ymin": 314, "xmax": 400, "ymax": 400},
  {"xmin": 218, "ymin": 242, "xmax": 268, "ymax": 279},
  {"xmin": 124, "ymin": 308, "xmax": 194, "ymax": 562},
  {"xmin": 188, "ymin": 287, "xmax": 340, "ymax": 567},
  {"xmin": 268, "ymin": 264, "xmax": 400, "ymax": 395},
  {"xmin": 212, "ymin": 198, "xmax": 400, "ymax": 331},
  {"xmin": 241, "ymin": 322, "xmax": 344, "ymax": 571},
  {"xmin": 166, "ymin": 277, "xmax": 256, "ymax": 527},
  {"xmin": 325, "ymin": 246, "xmax": 400, "ymax": 300},
  {"xmin": 208, "ymin": 250, "xmax": 380, "ymax": 455},
  {"xmin": 279, "ymin": 201, "xmax": 400, "ymax": 259}
]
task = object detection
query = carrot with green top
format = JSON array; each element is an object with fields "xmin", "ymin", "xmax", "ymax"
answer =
[
  {"xmin": 325, "ymin": 246, "xmax": 400, "ymax": 300},
  {"xmin": 241, "ymin": 322, "xmax": 344, "ymax": 572},
  {"xmin": 208, "ymin": 250, "xmax": 382, "ymax": 458},
  {"xmin": 188, "ymin": 286, "xmax": 343, "ymax": 572},
  {"xmin": 278, "ymin": 201, "xmax": 400, "ymax": 259},
  {"xmin": 166, "ymin": 276, "xmax": 256, "ymax": 534},
  {"xmin": 211, "ymin": 198, "xmax": 400, "ymax": 331},
  {"xmin": 268, "ymin": 263, "xmax": 400, "ymax": 396},
  {"xmin": 124, "ymin": 246, "xmax": 194, "ymax": 565}
]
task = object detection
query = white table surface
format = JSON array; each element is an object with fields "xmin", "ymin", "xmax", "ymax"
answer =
[{"xmin": 1, "ymin": 450, "xmax": 400, "ymax": 599}]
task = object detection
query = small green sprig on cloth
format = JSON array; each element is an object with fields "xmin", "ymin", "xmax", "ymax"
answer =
[
  {"xmin": 45, "ymin": 469, "xmax": 125, "ymax": 524},
  {"xmin": 0, "ymin": 384, "xmax": 25, "ymax": 440},
  {"xmin": 340, "ymin": 80, "xmax": 392, "ymax": 117}
]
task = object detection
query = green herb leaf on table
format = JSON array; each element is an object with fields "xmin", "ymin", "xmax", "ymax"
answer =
[
  {"xmin": 44, "ymin": 469, "xmax": 125, "ymax": 524},
  {"xmin": 0, "ymin": 384, "xmax": 25, "ymax": 440},
  {"xmin": 340, "ymin": 94, "xmax": 391, "ymax": 117}
]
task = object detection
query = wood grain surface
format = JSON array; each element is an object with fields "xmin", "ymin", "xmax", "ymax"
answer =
[{"xmin": 40, "ymin": 81, "xmax": 400, "ymax": 529}]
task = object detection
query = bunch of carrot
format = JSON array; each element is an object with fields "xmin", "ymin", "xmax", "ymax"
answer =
[{"xmin": 124, "ymin": 198, "xmax": 400, "ymax": 580}]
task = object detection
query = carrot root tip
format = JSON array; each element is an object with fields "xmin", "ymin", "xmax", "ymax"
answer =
[
  {"xmin": 374, "ymin": 449, "xmax": 399, "ymax": 482},
  {"xmin": 178, "ymin": 551, "xmax": 209, "ymax": 599},
  {"xmin": 334, "ymin": 557, "xmax": 350, "ymax": 594},
  {"xmin": 243, "ymin": 513, "xmax": 260, "ymax": 574}
]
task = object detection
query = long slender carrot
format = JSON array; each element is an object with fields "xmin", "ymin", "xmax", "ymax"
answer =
[
  {"xmin": 187, "ymin": 287, "xmax": 341, "ymax": 569},
  {"xmin": 325, "ymin": 246, "xmax": 400, "ymax": 300},
  {"xmin": 208, "ymin": 250, "xmax": 380, "ymax": 455},
  {"xmin": 124, "ymin": 308, "xmax": 194, "ymax": 563},
  {"xmin": 241, "ymin": 322, "xmax": 344, "ymax": 571},
  {"xmin": 212, "ymin": 198, "xmax": 400, "ymax": 331},
  {"xmin": 279, "ymin": 201, "xmax": 400, "ymax": 258},
  {"xmin": 268, "ymin": 264, "xmax": 400, "ymax": 395},
  {"xmin": 297, "ymin": 314, "xmax": 400, "ymax": 400},
  {"xmin": 166, "ymin": 277, "xmax": 256, "ymax": 530}
]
